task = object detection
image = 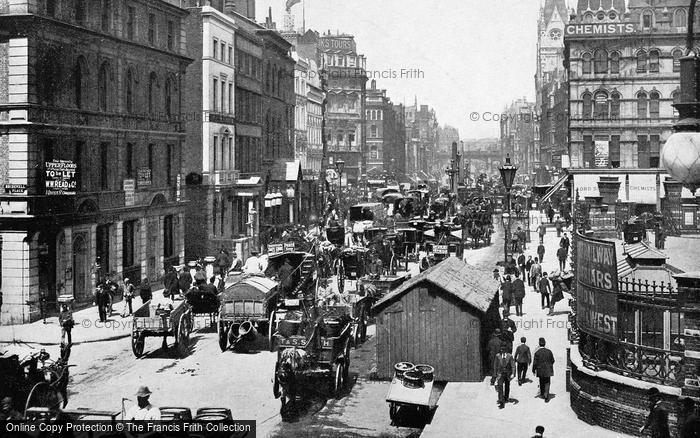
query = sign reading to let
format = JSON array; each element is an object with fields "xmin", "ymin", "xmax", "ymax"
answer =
[
  {"xmin": 575, "ymin": 232, "xmax": 618, "ymax": 341},
  {"xmin": 565, "ymin": 23, "xmax": 636, "ymax": 37},
  {"xmin": 45, "ymin": 160, "xmax": 77, "ymax": 195}
]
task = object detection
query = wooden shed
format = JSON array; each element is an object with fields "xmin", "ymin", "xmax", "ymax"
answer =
[{"xmin": 372, "ymin": 257, "xmax": 500, "ymax": 382}]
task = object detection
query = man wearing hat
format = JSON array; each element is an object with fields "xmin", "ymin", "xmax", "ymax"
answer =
[
  {"xmin": 492, "ymin": 342, "xmax": 515, "ymax": 409},
  {"xmin": 178, "ymin": 265, "xmax": 192, "ymax": 295},
  {"xmin": 487, "ymin": 329, "xmax": 503, "ymax": 385},
  {"xmin": 640, "ymin": 387, "xmax": 669, "ymax": 438},
  {"xmin": 681, "ymin": 397, "xmax": 699, "ymax": 438},
  {"xmin": 125, "ymin": 386, "xmax": 161, "ymax": 420}
]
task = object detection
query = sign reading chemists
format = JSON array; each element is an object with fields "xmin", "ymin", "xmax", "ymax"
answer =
[
  {"xmin": 565, "ymin": 23, "xmax": 636, "ymax": 36},
  {"xmin": 575, "ymin": 231, "xmax": 619, "ymax": 341}
]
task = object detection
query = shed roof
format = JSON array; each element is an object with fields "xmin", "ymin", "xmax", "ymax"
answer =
[
  {"xmin": 372, "ymin": 257, "xmax": 496, "ymax": 314},
  {"xmin": 622, "ymin": 242, "xmax": 667, "ymax": 262}
]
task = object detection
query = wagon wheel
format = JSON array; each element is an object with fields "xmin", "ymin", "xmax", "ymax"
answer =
[
  {"xmin": 273, "ymin": 362, "xmax": 281, "ymax": 399},
  {"xmin": 131, "ymin": 330, "xmax": 145, "ymax": 358},
  {"xmin": 217, "ymin": 319, "xmax": 228, "ymax": 352},
  {"xmin": 389, "ymin": 402, "xmax": 398, "ymax": 424},
  {"xmin": 268, "ymin": 311, "xmax": 277, "ymax": 352},
  {"xmin": 25, "ymin": 382, "xmax": 64, "ymax": 417},
  {"xmin": 176, "ymin": 313, "xmax": 191, "ymax": 358},
  {"xmin": 333, "ymin": 362, "xmax": 344, "ymax": 399},
  {"xmin": 343, "ymin": 342, "xmax": 351, "ymax": 384}
]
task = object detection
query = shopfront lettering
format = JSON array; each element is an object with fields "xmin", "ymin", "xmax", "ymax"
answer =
[{"xmin": 565, "ymin": 23, "xmax": 636, "ymax": 36}]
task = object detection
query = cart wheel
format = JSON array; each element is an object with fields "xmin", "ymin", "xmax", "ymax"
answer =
[
  {"xmin": 343, "ymin": 347, "xmax": 350, "ymax": 385},
  {"xmin": 218, "ymin": 320, "xmax": 228, "ymax": 352},
  {"xmin": 389, "ymin": 402, "xmax": 398, "ymax": 423},
  {"xmin": 131, "ymin": 331, "xmax": 145, "ymax": 358},
  {"xmin": 333, "ymin": 362, "xmax": 344, "ymax": 399},
  {"xmin": 268, "ymin": 311, "xmax": 276, "ymax": 352},
  {"xmin": 25, "ymin": 382, "xmax": 64, "ymax": 417},
  {"xmin": 273, "ymin": 362, "xmax": 281, "ymax": 399},
  {"xmin": 176, "ymin": 314, "xmax": 190, "ymax": 358}
]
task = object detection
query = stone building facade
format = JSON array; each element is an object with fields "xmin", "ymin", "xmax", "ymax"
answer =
[
  {"xmin": 500, "ymin": 98, "xmax": 537, "ymax": 185},
  {"xmin": 0, "ymin": 0, "xmax": 191, "ymax": 323}
]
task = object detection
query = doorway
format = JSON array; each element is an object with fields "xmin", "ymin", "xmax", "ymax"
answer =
[{"xmin": 72, "ymin": 235, "xmax": 88, "ymax": 302}]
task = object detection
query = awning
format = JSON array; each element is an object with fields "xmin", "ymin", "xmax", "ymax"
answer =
[{"xmin": 540, "ymin": 174, "xmax": 568, "ymax": 204}]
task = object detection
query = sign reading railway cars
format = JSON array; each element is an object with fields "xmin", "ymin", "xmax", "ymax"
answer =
[{"xmin": 575, "ymin": 231, "xmax": 618, "ymax": 341}]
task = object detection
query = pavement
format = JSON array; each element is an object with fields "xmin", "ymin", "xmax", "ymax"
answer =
[
  {"xmin": 422, "ymin": 211, "xmax": 634, "ymax": 438},
  {"xmin": 0, "ymin": 288, "xmax": 167, "ymax": 346}
]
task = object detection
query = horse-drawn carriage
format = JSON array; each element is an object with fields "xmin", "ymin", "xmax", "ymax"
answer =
[
  {"xmin": 131, "ymin": 296, "xmax": 192, "ymax": 358},
  {"xmin": 218, "ymin": 276, "xmax": 279, "ymax": 352},
  {"xmin": 0, "ymin": 347, "xmax": 71, "ymax": 418},
  {"xmin": 424, "ymin": 222, "xmax": 464, "ymax": 261},
  {"xmin": 273, "ymin": 306, "xmax": 354, "ymax": 419}
]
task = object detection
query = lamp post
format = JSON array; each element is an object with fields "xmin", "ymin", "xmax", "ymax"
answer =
[
  {"xmin": 499, "ymin": 154, "xmax": 518, "ymax": 265},
  {"xmin": 336, "ymin": 159, "xmax": 345, "ymax": 216}
]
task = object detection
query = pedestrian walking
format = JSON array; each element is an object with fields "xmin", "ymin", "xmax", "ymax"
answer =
[
  {"xmin": 499, "ymin": 308, "xmax": 517, "ymax": 353},
  {"xmin": 492, "ymin": 343, "xmax": 515, "ymax": 409},
  {"xmin": 680, "ymin": 397, "xmax": 699, "ymax": 438},
  {"xmin": 501, "ymin": 276, "xmax": 513, "ymax": 313},
  {"xmin": 547, "ymin": 206, "xmax": 555, "ymax": 224},
  {"xmin": 514, "ymin": 337, "xmax": 531, "ymax": 385},
  {"xmin": 517, "ymin": 226, "xmax": 527, "ymax": 251},
  {"xmin": 121, "ymin": 278, "xmax": 134, "ymax": 317},
  {"xmin": 216, "ymin": 248, "xmax": 231, "ymax": 279},
  {"xmin": 555, "ymin": 216, "xmax": 563, "ymax": 237},
  {"xmin": 556, "ymin": 245, "xmax": 567, "ymax": 272},
  {"xmin": 513, "ymin": 273, "xmax": 526, "ymax": 317},
  {"xmin": 488, "ymin": 329, "xmax": 502, "ymax": 384},
  {"xmin": 525, "ymin": 255, "xmax": 534, "ymax": 286},
  {"xmin": 517, "ymin": 252, "xmax": 526, "ymax": 280},
  {"xmin": 537, "ymin": 243, "xmax": 545, "ymax": 264},
  {"xmin": 532, "ymin": 337, "xmax": 555, "ymax": 402},
  {"xmin": 139, "ymin": 278, "xmax": 152, "ymax": 305},
  {"xmin": 549, "ymin": 273, "xmax": 567, "ymax": 315},
  {"xmin": 505, "ymin": 256, "xmax": 518, "ymax": 276},
  {"xmin": 163, "ymin": 266, "xmax": 178, "ymax": 297},
  {"xmin": 530, "ymin": 258, "xmax": 542, "ymax": 292},
  {"xmin": 531, "ymin": 426, "xmax": 545, "ymax": 438},
  {"xmin": 560, "ymin": 232, "xmax": 570, "ymax": 253},
  {"xmin": 178, "ymin": 266, "xmax": 192, "ymax": 295},
  {"xmin": 537, "ymin": 222, "xmax": 547, "ymax": 244},
  {"xmin": 639, "ymin": 387, "xmax": 669, "ymax": 438},
  {"xmin": 539, "ymin": 272, "xmax": 551, "ymax": 310}
]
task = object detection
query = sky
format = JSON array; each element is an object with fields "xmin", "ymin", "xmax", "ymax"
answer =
[{"xmin": 256, "ymin": 0, "xmax": 547, "ymax": 140}]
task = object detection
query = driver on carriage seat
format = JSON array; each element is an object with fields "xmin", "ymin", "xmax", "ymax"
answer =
[{"xmin": 277, "ymin": 258, "xmax": 295, "ymax": 299}]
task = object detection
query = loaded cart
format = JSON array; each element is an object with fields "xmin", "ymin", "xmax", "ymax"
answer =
[
  {"xmin": 131, "ymin": 297, "xmax": 192, "ymax": 358},
  {"xmin": 386, "ymin": 362, "xmax": 438, "ymax": 425}
]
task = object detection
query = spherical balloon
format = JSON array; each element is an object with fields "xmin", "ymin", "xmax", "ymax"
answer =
[{"xmin": 661, "ymin": 132, "xmax": 700, "ymax": 188}]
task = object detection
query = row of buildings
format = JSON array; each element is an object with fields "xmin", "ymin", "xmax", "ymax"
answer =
[{"xmin": 0, "ymin": 0, "xmax": 443, "ymax": 323}]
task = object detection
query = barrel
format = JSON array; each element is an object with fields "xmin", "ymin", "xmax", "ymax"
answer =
[
  {"xmin": 402, "ymin": 369, "xmax": 424, "ymax": 389},
  {"xmin": 394, "ymin": 362, "xmax": 415, "ymax": 379},
  {"xmin": 414, "ymin": 364, "xmax": 435, "ymax": 382},
  {"xmin": 238, "ymin": 320, "xmax": 258, "ymax": 342}
]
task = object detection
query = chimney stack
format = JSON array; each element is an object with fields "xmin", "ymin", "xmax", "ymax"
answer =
[{"xmin": 224, "ymin": 0, "xmax": 236, "ymax": 15}]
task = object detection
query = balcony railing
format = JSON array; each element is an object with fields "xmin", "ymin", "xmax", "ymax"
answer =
[{"xmin": 578, "ymin": 332, "xmax": 684, "ymax": 387}]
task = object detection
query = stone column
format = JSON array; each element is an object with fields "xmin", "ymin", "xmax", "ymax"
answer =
[
  {"xmin": 676, "ymin": 272, "xmax": 700, "ymax": 398},
  {"xmin": 597, "ymin": 177, "xmax": 621, "ymax": 213}
]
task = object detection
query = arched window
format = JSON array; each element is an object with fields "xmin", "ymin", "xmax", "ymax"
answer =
[
  {"xmin": 637, "ymin": 91, "xmax": 648, "ymax": 119},
  {"xmin": 649, "ymin": 91, "xmax": 660, "ymax": 119},
  {"xmin": 610, "ymin": 52, "xmax": 620, "ymax": 74},
  {"xmin": 98, "ymin": 62, "xmax": 109, "ymax": 111},
  {"xmin": 673, "ymin": 9, "xmax": 687, "ymax": 27},
  {"xmin": 642, "ymin": 10, "xmax": 653, "ymax": 29},
  {"xmin": 165, "ymin": 77, "xmax": 173, "ymax": 117},
  {"xmin": 125, "ymin": 68, "xmax": 134, "ymax": 113},
  {"xmin": 582, "ymin": 92, "xmax": 592, "ymax": 119},
  {"xmin": 594, "ymin": 49, "xmax": 608, "ymax": 74},
  {"xmin": 672, "ymin": 90, "xmax": 680, "ymax": 116},
  {"xmin": 673, "ymin": 48, "xmax": 683, "ymax": 72},
  {"xmin": 148, "ymin": 72, "xmax": 157, "ymax": 114},
  {"xmin": 594, "ymin": 91, "xmax": 609, "ymax": 119},
  {"xmin": 637, "ymin": 50, "xmax": 647, "ymax": 72},
  {"xmin": 649, "ymin": 49, "xmax": 660, "ymax": 73},
  {"xmin": 611, "ymin": 92, "xmax": 621, "ymax": 119},
  {"xmin": 582, "ymin": 53, "xmax": 592, "ymax": 75}
]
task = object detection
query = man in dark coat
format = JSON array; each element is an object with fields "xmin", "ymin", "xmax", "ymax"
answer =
[
  {"xmin": 277, "ymin": 258, "xmax": 295, "ymax": 299},
  {"xmin": 680, "ymin": 397, "xmax": 699, "ymax": 438},
  {"xmin": 547, "ymin": 206, "xmax": 555, "ymax": 224},
  {"xmin": 532, "ymin": 337, "xmax": 555, "ymax": 402},
  {"xmin": 514, "ymin": 337, "xmax": 531, "ymax": 386},
  {"xmin": 163, "ymin": 267, "xmax": 178, "ymax": 297},
  {"xmin": 512, "ymin": 273, "xmax": 526, "ymax": 317},
  {"xmin": 96, "ymin": 280, "xmax": 111, "ymax": 322},
  {"xmin": 539, "ymin": 272, "xmax": 551, "ymax": 310},
  {"xmin": 537, "ymin": 243, "xmax": 545, "ymax": 263},
  {"xmin": 487, "ymin": 329, "xmax": 503, "ymax": 385},
  {"xmin": 499, "ymin": 309, "xmax": 517, "ymax": 353},
  {"xmin": 505, "ymin": 256, "xmax": 518, "ymax": 276},
  {"xmin": 139, "ymin": 278, "xmax": 152, "ymax": 304},
  {"xmin": 178, "ymin": 267, "xmax": 193, "ymax": 295},
  {"xmin": 501, "ymin": 276, "xmax": 513, "ymax": 313},
  {"xmin": 556, "ymin": 245, "xmax": 568, "ymax": 272},
  {"xmin": 640, "ymin": 387, "xmax": 669, "ymax": 438},
  {"xmin": 517, "ymin": 253, "xmax": 526, "ymax": 281},
  {"xmin": 525, "ymin": 255, "xmax": 534, "ymax": 286},
  {"xmin": 560, "ymin": 232, "xmax": 570, "ymax": 253},
  {"xmin": 492, "ymin": 342, "xmax": 515, "ymax": 409},
  {"xmin": 216, "ymin": 249, "xmax": 231, "ymax": 279}
]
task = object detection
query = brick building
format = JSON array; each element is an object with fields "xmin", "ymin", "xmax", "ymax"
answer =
[
  {"xmin": 405, "ymin": 101, "xmax": 439, "ymax": 182},
  {"xmin": 364, "ymin": 79, "xmax": 405, "ymax": 181},
  {"xmin": 0, "ymin": 0, "xmax": 191, "ymax": 323}
]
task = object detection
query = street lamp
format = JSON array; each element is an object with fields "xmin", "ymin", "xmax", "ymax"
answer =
[
  {"xmin": 499, "ymin": 154, "xmax": 518, "ymax": 265},
  {"xmin": 336, "ymin": 159, "xmax": 345, "ymax": 216}
]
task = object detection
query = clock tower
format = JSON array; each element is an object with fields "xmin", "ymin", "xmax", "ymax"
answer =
[{"xmin": 536, "ymin": 0, "xmax": 569, "ymax": 105}]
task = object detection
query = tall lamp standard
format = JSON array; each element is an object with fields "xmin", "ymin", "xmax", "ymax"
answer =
[
  {"xmin": 336, "ymin": 159, "xmax": 345, "ymax": 216},
  {"xmin": 499, "ymin": 154, "xmax": 518, "ymax": 265}
]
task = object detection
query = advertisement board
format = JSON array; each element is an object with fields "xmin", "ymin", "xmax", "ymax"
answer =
[
  {"xmin": 137, "ymin": 168, "xmax": 152, "ymax": 187},
  {"xmin": 594, "ymin": 140, "xmax": 609, "ymax": 168},
  {"xmin": 575, "ymin": 232, "xmax": 618, "ymax": 341},
  {"xmin": 45, "ymin": 160, "xmax": 77, "ymax": 195}
]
